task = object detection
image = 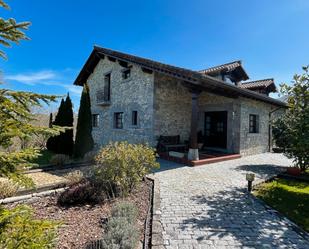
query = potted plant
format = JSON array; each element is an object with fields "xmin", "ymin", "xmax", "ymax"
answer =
[{"xmin": 286, "ymin": 166, "xmax": 301, "ymax": 176}]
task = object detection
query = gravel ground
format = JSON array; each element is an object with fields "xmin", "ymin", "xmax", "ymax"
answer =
[
  {"xmin": 26, "ymin": 165, "xmax": 94, "ymax": 187},
  {"xmin": 6, "ymin": 179, "xmax": 152, "ymax": 249}
]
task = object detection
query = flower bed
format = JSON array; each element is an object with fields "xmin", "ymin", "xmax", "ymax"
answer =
[{"xmin": 5, "ymin": 179, "xmax": 152, "ymax": 249}]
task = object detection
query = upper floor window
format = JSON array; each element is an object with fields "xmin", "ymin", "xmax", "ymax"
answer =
[
  {"xmin": 104, "ymin": 73, "xmax": 111, "ymax": 101},
  {"xmin": 122, "ymin": 69, "xmax": 131, "ymax": 80},
  {"xmin": 132, "ymin": 111, "xmax": 138, "ymax": 126},
  {"xmin": 92, "ymin": 114, "xmax": 99, "ymax": 127},
  {"xmin": 249, "ymin": 114, "xmax": 259, "ymax": 133},
  {"xmin": 114, "ymin": 112, "xmax": 123, "ymax": 129}
]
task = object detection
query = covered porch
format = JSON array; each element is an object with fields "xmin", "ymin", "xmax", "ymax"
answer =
[{"xmin": 155, "ymin": 82, "xmax": 242, "ymax": 166}]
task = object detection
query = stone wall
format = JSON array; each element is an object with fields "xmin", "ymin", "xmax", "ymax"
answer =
[
  {"xmin": 86, "ymin": 58, "xmax": 155, "ymax": 148},
  {"xmin": 86, "ymin": 59, "xmax": 280, "ymax": 156},
  {"xmin": 239, "ymin": 97, "xmax": 273, "ymax": 155},
  {"xmin": 153, "ymin": 73, "xmax": 192, "ymax": 143},
  {"xmin": 153, "ymin": 73, "xmax": 241, "ymax": 153}
]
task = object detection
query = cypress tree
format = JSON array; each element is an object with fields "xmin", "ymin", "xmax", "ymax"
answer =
[
  {"xmin": 61, "ymin": 94, "xmax": 74, "ymax": 155},
  {"xmin": 74, "ymin": 84, "xmax": 94, "ymax": 158},
  {"xmin": 46, "ymin": 99, "xmax": 66, "ymax": 153},
  {"xmin": 47, "ymin": 95, "xmax": 74, "ymax": 155}
]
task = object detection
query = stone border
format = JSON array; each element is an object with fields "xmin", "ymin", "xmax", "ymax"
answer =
[
  {"xmin": 147, "ymin": 176, "xmax": 165, "ymax": 249},
  {"xmin": 0, "ymin": 187, "xmax": 67, "ymax": 204},
  {"xmin": 143, "ymin": 178, "xmax": 154, "ymax": 249},
  {"xmin": 24, "ymin": 162, "xmax": 91, "ymax": 174}
]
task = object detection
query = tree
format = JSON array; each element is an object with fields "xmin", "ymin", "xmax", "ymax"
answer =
[
  {"xmin": 272, "ymin": 66, "xmax": 309, "ymax": 172},
  {"xmin": 61, "ymin": 94, "xmax": 74, "ymax": 155},
  {"xmin": 0, "ymin": 0, "xmax": 62, "ymax": 187},
  {"xmin": 74, "ymin": 84, "xmax": 94, "ymax": 158},
  {"xmin": 46, "ymin": 94, "xmax": 74, "ymax": 155}
]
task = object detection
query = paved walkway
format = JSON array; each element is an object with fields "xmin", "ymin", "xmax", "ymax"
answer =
[{"xmin": 152, "ymin": 153, "xmax": 309, "ymax": 249}]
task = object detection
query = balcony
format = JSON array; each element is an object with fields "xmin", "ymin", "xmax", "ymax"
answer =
[{"xmin": 96, "ymin": 89, "xmax": 111, "ymax": 106}]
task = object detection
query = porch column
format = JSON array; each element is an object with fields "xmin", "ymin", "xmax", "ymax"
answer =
[{"xmin": 188, "ymin": 90, "xmax": 200, "ymax": 161}]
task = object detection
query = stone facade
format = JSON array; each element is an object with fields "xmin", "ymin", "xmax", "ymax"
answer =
[
  {"xmin": 86, "ymin": 57, "xmax": 155, "ymax": 148},
  {"xmin": 86, "ymin": 58, "xmax": 279, "ymax": 156},
  {"xmin": 239, "ymin": 97, "xmax": 273, "ymax": 155},
  {"xmin": 153, "ymin": 73, "xmax": 241, "ymax": 153}
]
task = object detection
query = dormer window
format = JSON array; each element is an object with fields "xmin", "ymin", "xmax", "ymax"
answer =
[{"xmin": 122, "ymin": 69, "xmax": 131, "ymax": 80}]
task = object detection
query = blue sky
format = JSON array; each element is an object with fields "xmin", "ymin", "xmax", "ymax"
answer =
[{"xmin": 1, "ymin": 0, "xmax": 309, "ymax": 112}]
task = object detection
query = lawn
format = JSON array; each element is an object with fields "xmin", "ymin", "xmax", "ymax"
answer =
[{"xmin": 255, "ymin": 178, "xmax": 309, "ymax": 232}]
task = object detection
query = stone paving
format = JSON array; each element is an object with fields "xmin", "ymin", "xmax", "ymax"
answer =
[{"xmin": 152, "ymin": 153, "xmax": 309, "ymax": 249}]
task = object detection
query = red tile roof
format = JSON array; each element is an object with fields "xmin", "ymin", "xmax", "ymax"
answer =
[
  {"xmin": 198, "ymin": 61, "xmax": 249, "ymax": 81},
  {"xmin": 240, "ymin": 78, "xmax": 276, "ymax": 91},
  {"xmin": 74, "ymin": 46, "xmax": 285, "ymax": 107}
]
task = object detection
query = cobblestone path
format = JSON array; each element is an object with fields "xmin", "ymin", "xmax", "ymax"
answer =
[{"xmin": 153, "ymin": 153, "xmax": 309, "ymax": 249}]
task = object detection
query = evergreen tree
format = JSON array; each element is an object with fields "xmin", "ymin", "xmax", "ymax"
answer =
[
  {"xmin": 46, "ymin": 99, "xmax": 64, "ymax": 152},
  {"xmin": 46, "ymin": 96, "xmax": 74, "ymax": 155},
  {"xmin": 74, "ymin": 84, "xmax": 94, "ymax": 158},
  {"xmin": 0, "ymin": 0, "xmax": 62, "ymax": 186},
  {"xmin": 60, "ymin": 94, "xmax": 74, "ymax": 155}
]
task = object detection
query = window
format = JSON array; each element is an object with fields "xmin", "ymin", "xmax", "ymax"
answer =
[
  {"xmin": 114, "ymin": 112, "xmax": 123, "ymax": 129},
  {"xmin": 249, "ymin": 114, "xmax": 259, "ymax": 133},
  {"xmin": 217, "ymin": 121, "xmax": 224, "ymax": 132},
  {"xmin": 92, "ymin": 114, "xmax": 99, "ymax": 127},
  {"xmin": 132, "ymin": 111, "xmax": 138, "ymax": 126},
  {"xmin": 104, "ymin": 73, "xmax": 111, "ymax": 101},
  {"xmin": 122, "ymin": 69, "xmax": 131, "ymax": 80}
]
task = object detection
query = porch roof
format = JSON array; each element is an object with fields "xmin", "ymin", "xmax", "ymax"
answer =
[
  {"xmin": 73, "ymin": 45, "xmax": 286, "ymax": 107},
  {"xmin": 240, "ymin": 78, "xmax": 277, "ymax": 92}
]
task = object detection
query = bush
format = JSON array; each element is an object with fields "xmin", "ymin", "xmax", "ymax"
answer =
[
  {"xmin": 50, "ymin": 154, "xmax": 71, "ymax": 166},
  {"xmin": 101, "ymin": 202, "xmax": 139, "ymax": 249},
  {"xmin": 111, "ymin": 202, "xmax": 138, "ymax": 224},
  {"xmin": 83, "ymin": 150, "xmax": 98, "ymax": 163},
  {"xmin": 0, "ymin": 205, "xmax": 59, "ymax": 248},
  {"xmin": 64, "ymin": 170, "xmax": 84, "ymax": 186},
  {"xmin": 95, "ymin": 142, "xmax": 159, "ymax": 196},
  {"xmin": 57, "ymin": 179, "xmax": 104, "ymax": 206},
  {"xmin": 0, "ymin": 179, "xmax": 18, "ymax": 199}
]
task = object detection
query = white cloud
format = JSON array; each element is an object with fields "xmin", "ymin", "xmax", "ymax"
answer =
[
  {"xmin": 5, "ymin": 71, "xmax": 57, "ymax": 85},
  {"xmin": 4, "ymin": 69, "xmax": 82, "ymax": 96}
]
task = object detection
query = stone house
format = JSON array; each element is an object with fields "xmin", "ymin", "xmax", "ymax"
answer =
[{"xmin": 74, "ymin": 46, "xmax": 286, "ymax": 160}]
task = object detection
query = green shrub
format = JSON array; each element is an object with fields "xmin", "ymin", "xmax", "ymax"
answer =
[
  {"xmin": 64, "ymin": 170, "xmax": 84, "ymax": 186},
  {"xmin": 95, "ymin": 142, "xmax": 159, "ymax": 196},
  {"xmin": 101, "ymin": 202, "xmax": 139, "ymax": 249},
  {"xmin": 83, "ymin": 150, "xmax": 98, "ymax": 163},
  {"xmin": 50, "ymin": 154, "xmax": 71, "ymax": 166},
  {"xmin": 0, "ymin": 205, "xmax": 59, "ymax": 248},
  {"xmin": 111, "ymin": 202, "xmax": 138, "ymax": 224},
  {"xmin": 57, "ymin": 180, "xmax": 104, "ymax": 206},
  {"xmin": 0, "ymin": 179, "xmax": 19, "ymax": 199}
]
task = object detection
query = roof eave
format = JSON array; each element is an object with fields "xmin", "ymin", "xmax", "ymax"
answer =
[{"xmin": 73, "ymin": 46, "xmax": 286, "ymax": 107}]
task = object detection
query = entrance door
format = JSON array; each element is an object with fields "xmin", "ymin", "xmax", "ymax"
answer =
[{"xmin": 204, "ymin": 111, "xmax": 227, "ymax": 149}]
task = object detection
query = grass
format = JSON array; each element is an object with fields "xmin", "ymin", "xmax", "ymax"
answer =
[
  {"xmin": 255, "ymin": 178, "xmax": 309, "ymax": 232},
  {"xmin": 31, "ymin": 150, "xmax": 54, "ymax": 167}
]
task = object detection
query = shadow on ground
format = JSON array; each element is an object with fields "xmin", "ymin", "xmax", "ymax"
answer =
[
  {"xmin": 180, "ymin": 186, "xmax": 308, "ymax": 248},
  {"xmin": 234, "ymin": 164, "xmax": 286, "ymax": 180}
]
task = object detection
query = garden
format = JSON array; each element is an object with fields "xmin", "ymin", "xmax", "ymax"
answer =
[
  {"xmin": 0, "ymin": 2, "xmax": 159, "ymax": 247},
  {"xmin": 254, "ymin": 66, "xmax": 309, "ymax": 233}
]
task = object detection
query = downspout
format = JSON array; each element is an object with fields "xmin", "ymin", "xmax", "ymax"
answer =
[{"xmin": 268, "ymin": 106, "xmax": 284, "ymax": 152}]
